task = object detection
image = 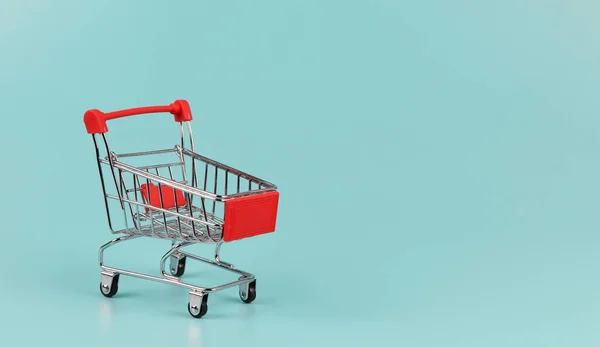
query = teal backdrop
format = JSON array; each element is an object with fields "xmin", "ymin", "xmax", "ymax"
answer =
[{"xmin": 1, "ymin": 0, "xmax": 599, "ymax": 346}]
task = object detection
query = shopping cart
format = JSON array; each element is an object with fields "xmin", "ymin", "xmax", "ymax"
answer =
[{"xmin": 83, "ymin": 100, "xmax": 279, "ymax": 318}]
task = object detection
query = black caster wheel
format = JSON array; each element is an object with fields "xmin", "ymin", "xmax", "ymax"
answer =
[
  {"xmin": 100, "ymin": 274, "xmax": 119, "ymax": 298},
  {"xmin": 188, "ymin": 294, "xmax": 208, "ymax": 319},
  {"xmin": 240, "ymin": 280, "xmax": 256, "ymax": 304},
  {"xmin": 171, "ymin": 256, "xmax": 186, "ymax": 277}
]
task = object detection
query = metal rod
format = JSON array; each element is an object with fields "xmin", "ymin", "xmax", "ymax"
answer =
[
  {"xmin": 98, "ymin": 234, "xmax": 140, "ymax": 266},
  {"xmin": 102, "ymin": 134, "xmax": 125, "ymax": 209},
  {"xmin": 181, "ymin": 148, "xmax": 277, "ymax": 190},
  {"xmin": 105, "ymin": 194, "xmax": 219, "ymax": 227},
  {"xmin": 98, "ymin": 235, "xmax": 254, "ymax": 293},
  {"xmin": 203, "ymin": 163, "xmax": 208, "ymax": 191},
  {"xmin": 115, "ymin": 148, "xmax": 176, "ymax": 158},
  {"xmin": 145, "ymin": 178, "xmax": 157, "ymax": 237},
  {"xmin": 185, "ymin": 192, "xmax": 200, "ymax": 239},
  {"xmin": 137, "ymin": 162, "xmax": 184, "ymax": 171},
  {"xmin": 180, "ymin": 251, "xmax": 252, "ymax": 277},
  {"xmin": 101, "ymin": 265, "xmax": 251, "ymax": 293},
  {"xmin": 134, "ymin": 175, "xmax": 142, "ymax": 233},
  {"xmin": 92, "ymin": 135, "xmax": 117, "ymax": 232},
  {"xmin": 110, "ymin": 160, "xmax": 219, "ymax": 200},
  {"xmin": 186, "ymin": 121, "xmax": 196, "ymax": 152},
  {"xmin": 155, "ymin": 168, "xmax": 171, "ymax": 238},
  {"xmin": 179, "ymin": 123, "xmax": 185, "ymax": 150},
  {"xmin": 119, "ymin": 169, "xmax": 137, "ymax": 230},
  {"xmin": 168, "ymin": 166, "xmax": 184, "ymax": 239},
  {"xmin": 200, "ymin": 198, "xmax": 210, "ymax": 236},
  {"xmin": 212, "ymin": 166, "xmax": 218, "ymax": 215}
]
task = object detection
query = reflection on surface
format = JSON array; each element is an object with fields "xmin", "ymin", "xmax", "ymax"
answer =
[
  {"xmin": 238, "ymin": 302, "xmax": 257, "ymax": 320},
  {"xmin": 99, "ymin": 301, "xmax": 113, "ymax": 330},
  {"xmin": 98, "ymin": 301, "xmax": 115, "ymax": 346},
  {"xmin": 98, "ymin": 300, "xmax": 204, "ymax": 346},
  {"xmin": 187, "ymin": 321, "xmax": 203, "ymax": 347}
]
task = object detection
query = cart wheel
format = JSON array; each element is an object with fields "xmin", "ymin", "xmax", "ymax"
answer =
[
  {"xmin": 239, "ymin": 280, "xmax": 256, "ymax": 304},
  {"xmin": 170, "ymin": 256, "xmax": 186, "ymax": 277},
  {"xmin": 188, "ymin": 294, "xmax": 208, "ymax": 319},
  {"xmin": 100, "ymin": 274, "xmax": 119, "ymax": 298}
]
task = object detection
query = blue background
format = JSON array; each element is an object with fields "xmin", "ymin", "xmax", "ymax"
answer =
[{"xmin": 1, "ymin": 0, "xmax": 599, "ymax": 346}]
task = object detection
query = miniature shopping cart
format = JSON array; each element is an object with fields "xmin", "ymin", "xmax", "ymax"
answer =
[{"xmin": 83, "ymin": 100, "xmax": 279, "ymax": 318}]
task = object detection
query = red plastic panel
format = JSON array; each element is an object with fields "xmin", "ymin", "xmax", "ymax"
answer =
[
  {"xmin": 223, "ymin": 192, "xmax": 279, "ymax": 242},
  {"xmin": 140, "ymin": 183, "xmax": 187, "ymax": 210}
]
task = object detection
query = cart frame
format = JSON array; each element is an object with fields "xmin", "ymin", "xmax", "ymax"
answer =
[{"xmin": 84, "ymin": 100, "xmax": 279, "ymax": 318}]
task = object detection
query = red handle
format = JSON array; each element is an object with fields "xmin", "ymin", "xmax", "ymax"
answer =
[{"xmin": 83, "ymin": 99, "xmax": 192, "ymax": 134}]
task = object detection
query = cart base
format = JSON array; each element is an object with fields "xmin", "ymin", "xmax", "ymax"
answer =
[{"xmin": 98, "ymin": 234, "xmax": 256, "ymax": 318}]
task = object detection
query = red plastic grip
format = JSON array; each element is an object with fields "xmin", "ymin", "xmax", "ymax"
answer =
[{"xmin": 84, "ymin": 99, "xmax": 192, "ymax": 134}]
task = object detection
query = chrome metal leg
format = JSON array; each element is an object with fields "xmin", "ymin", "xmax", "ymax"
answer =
[
  {"xmin": 99, "ymin": 234, "xmax": 140, "ymax": 267},
  {"xmin": 160, "ymin": 241, "xmax": 192, "ymax": 278},
  {"xmin": 214, "ymin": 242, "xmax": 233, "ymax": 268},
  {"xmin": 97, "ymin": 236, "xmax": 256, "ymax": 318}
]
